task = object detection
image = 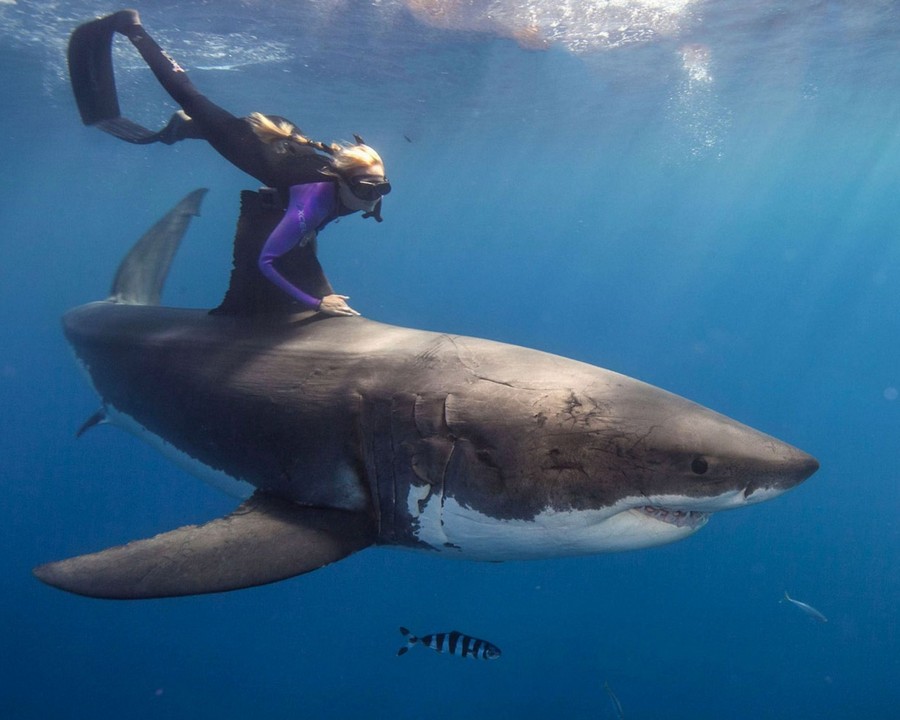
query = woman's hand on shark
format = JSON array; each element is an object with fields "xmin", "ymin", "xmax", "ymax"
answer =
[{"xmin": 319, "ymin": 294, "xmax": 360, "ymax": 317}]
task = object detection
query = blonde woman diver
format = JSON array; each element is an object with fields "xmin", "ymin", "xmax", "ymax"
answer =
[{"xmin": 68, "ymin": 10, "xmax": 391, "ymax": 317}]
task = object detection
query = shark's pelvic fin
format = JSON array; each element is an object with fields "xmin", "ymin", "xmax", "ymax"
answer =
[
  {"xmin": 75, "ymin": 408, "xmax": 107, "ymax": 438},
  {"xmin": 110, "ymin": 188, "xmax": 207, "ymax": 306},
  {"xmin": 33, "ymin": 492, "xmax": 375, "ymax": 599}
]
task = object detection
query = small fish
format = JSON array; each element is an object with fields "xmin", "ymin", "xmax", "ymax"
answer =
[
  {"xmin": 604, "ymin": 681, "xmax": 625, "ymax": 719},
  {"xmin": 403, "ymin": 134, "xmax": 412, "ymax": 143},
  {"xmin": 397, "ymin": 627, "xmax": 501, "ymax": 660},
  {"xmin": 783, "ymin": 591, "xmax": 828, "ymax": 623}
]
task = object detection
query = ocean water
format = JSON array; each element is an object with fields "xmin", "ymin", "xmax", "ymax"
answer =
[{"xmin": 1, "ymin": 0, "xmax": 898, "ymax": 717}]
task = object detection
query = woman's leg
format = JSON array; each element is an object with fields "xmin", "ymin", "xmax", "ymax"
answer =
[
  {"xmin": 113, "ymin": 11, "xmax": 232, "ymax": 129},
  {"xmin": 69, "ymin": 10, "xmax": 272, "ymax": 182}
]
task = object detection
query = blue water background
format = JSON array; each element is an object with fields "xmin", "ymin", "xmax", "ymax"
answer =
[{"xmin": 1, "ymin": 1, "xmax": 898, "ymax": 717}]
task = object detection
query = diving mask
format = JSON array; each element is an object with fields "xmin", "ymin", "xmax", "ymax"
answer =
[{"xmin": 348, "ymin": 174, "xmax": 392, "ymax": 202}]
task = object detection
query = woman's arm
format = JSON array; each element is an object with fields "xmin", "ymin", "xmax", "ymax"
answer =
[{"xmin": 258, "ymin": 182, "xmax": 336, "ymax": 310}]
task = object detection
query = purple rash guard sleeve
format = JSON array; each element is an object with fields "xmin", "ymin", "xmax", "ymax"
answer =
[{"xmin": 258, "ymin": 182, "xmax": 336, "ymax": 309}]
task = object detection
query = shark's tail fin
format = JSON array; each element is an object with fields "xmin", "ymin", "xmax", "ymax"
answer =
[
  {"xmin": 110, "ymin": 189, "xmax": 207, "ymax": 305},
  {"xmin": 397, "ymin": 627, "xmax": 419, "ymax": 656}
]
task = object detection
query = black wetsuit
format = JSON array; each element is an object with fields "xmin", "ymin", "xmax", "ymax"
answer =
[{"xmin": 119, "ymin": 19, "xmax": 338, "ymax": 192}]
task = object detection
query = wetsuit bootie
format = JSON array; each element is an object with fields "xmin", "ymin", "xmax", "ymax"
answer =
[{"xmin": 156, "ymin": 110, "xmax": 204, "ymax": 145}]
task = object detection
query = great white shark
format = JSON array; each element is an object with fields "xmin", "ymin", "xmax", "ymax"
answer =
[{"xmin": 34, "ymin": 189, "xmax": 819, "ymax": 599}]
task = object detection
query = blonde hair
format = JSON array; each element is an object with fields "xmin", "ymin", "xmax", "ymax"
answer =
[
  {"xmin": 331, "ymin": 143, "xmax": 384, "ymax": 174},
  {"xmin": 248, "ymin": 112, "xmax": 384, "ymax": 176},
  {"xmin": 247, "ymin": 111, "xmax": 339, "ymax": 155}
]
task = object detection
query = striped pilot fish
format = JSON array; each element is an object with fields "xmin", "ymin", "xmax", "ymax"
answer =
[{"xmin": 397, "ymin": 627, "xmax": 501, "ymax": 660}]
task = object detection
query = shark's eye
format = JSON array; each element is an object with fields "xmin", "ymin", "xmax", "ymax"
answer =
[{"xmin": 691, "ymin": 457, "xmax": 709, "ymax": 475}]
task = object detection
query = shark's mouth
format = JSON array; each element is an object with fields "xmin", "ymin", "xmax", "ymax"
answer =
[{"xmin": 637, "ymin": 506, "xmax": 709, "ymax": 529}]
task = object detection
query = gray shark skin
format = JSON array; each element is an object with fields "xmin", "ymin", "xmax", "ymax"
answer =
[{"xmin": 34, "ymin": 191, "xmax": 818, "ymax": 599}]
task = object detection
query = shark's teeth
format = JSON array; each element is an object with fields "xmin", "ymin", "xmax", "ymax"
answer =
[{"xmin": 638, "ymin": 506, "xmax": 709, "ymax": 528}]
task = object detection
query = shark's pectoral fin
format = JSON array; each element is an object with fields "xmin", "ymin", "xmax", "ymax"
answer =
[{"xmin": 33, "ymin": 492, "xmax": 375, "ymax": 599}]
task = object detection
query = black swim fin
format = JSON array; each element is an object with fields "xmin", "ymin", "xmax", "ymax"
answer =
[
  {"xmin": 67, "ymin": 12, "xmax": 196, "ymax": 145},
  {"xmin": 67, "ymin": 13, "xmax": 124, "ymax": 127}
]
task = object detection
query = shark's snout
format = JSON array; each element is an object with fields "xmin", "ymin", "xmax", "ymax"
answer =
[
  {"xmin": 780, "ymin": 448, "xmax": 819, "ymax": 486},
  {"xmin": 742, "ymin": 446, "xmax": 819, "ymax": 503}
]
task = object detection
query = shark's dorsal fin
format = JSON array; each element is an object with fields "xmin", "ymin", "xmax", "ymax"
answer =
[
  {"xmin": 33, "ymin": 492, "xmax": 375, "ymax": 599},
  {"xmin": 211, "ymin": 189, "xmax": 334, "ymax": 316},
  {"xmin": 110, "ymin": 188, "xmax": 207, "ymax": 305}
]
